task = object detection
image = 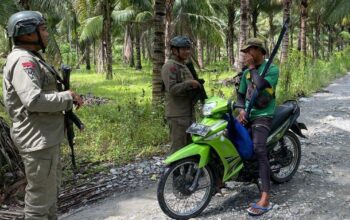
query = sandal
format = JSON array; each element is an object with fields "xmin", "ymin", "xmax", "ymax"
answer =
[{"xmin": 247, "ymin": 203, "xmax": 273, "ymax": 216}]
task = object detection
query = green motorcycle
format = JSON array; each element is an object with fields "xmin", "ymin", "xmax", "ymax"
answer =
[{"xmin": 157, "ymin": 96, "xmax": 307, "ymax": 219}]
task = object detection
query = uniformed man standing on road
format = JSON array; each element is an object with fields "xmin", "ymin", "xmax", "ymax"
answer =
[
  {"xmin": 2, "ymin": 11, "xmax": 83, "ymax": 220},
  {"xmin": 161, "ymin": 36, "xmax": 201, "ymax": 153}
]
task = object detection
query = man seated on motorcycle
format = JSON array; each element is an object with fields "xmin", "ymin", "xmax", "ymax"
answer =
[{"xmin": 236, "ymin": 38, "xmax": 279, "ymax": 216}]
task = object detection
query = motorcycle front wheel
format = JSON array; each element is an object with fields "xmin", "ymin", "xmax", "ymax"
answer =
[{"xmin": 157, "ymin": 158, "xmax": 215, "ymax": 219}]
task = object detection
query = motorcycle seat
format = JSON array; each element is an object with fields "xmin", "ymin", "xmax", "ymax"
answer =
[{"xmin": 270, "ymin": 101, "xmax": 296, "ymax": 133}]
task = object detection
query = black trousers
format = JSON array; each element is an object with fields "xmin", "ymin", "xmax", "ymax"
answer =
[{"xmin": 249, "ymin": 117, "xmax": 272, "ymax": 193}]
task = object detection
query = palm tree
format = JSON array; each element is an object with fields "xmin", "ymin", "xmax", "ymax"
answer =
[
  {"xmin": 101, "ymin": 0, "xmax": 114, "ymax": 79},
  {"xmin": 95, "ymin": 0, "xmax": 153, "ymax": 70},
  {"xmin": 165, "ymin": 0, "xmax": 175, "ymax": 60},
  {"xmin": 152, "ymin": 0, "xmax": 166, "ymax": 102},
  {"xmin": 226, "ymin": 0, "xmax": 237, "ymax": 69},
  {"xmin": 280, "ymin": 0, "xmax": 292, "ymax": 63},
  {"xmin": 171, "ymin": 0, "xmax": 225, "ymax": 68},
  {"xmin": 300, "ymin": 0, "xmax": 308, "ymax": 56},
  {"xmin": 76, "ymin": 0, "xmax": 119, "ymax": 79},
  {"xmin": 238, "ymin": 0, "xmax": 250, "ymax": 69}
]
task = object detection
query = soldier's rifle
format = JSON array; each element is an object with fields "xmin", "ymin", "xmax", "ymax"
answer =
[{"xmin": 60, "ymin": 65, "xmax": 84, "ymax": 171}]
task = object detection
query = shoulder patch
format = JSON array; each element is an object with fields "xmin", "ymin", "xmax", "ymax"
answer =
[
  {"xmin": 23, "ymin": 68, "xmax": 36, "ymax": 80},
  {"xmin": 170, "ymin": 65, "xmax": 177, "ymax": 73},
  {"xmin": 22, "ymin": 61, "xmax": 36, "ymax": 69},
  {"xmin": 246, "ymin": 72, "xmax": 251, "ymax": 80}
]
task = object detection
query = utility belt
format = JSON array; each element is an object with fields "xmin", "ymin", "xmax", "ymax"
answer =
[{"xmin": 13, "ymin": 110, "xmax": 63, "ymax": 122}]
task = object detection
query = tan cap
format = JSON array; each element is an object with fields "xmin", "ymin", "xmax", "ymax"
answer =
[{"xmin": 240, "ymin": 38, "xmax": 267, "ymax": 55}]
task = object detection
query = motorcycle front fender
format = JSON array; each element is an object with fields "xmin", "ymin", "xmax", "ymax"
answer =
[{"xmin": 164, "ymin": 143, "xmax": 211, "ymax": 168}]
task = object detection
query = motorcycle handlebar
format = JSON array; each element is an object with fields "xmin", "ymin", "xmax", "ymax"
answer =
[{"xmin": 232, "ymin": 104, "xmax": 245, "ymax": 109}]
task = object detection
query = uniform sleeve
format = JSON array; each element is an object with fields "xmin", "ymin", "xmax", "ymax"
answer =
[
  {"xmin": 11, "ymin": 56, "xmax": 73, "ymax": 113},
  {"xmin": 264, "ymin": 65, "xmax": 279, "ymax": 88},
  {"xmin": 161, "ymin": 63, "xmax": 193, "ymax": 96},
  {"xmin": 238, "ymin": 71, "xmax": 248, "ymax": 94}
]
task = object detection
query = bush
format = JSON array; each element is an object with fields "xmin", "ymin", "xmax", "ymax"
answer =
[{"xmin": 277, "ymin": 47, "xmax": 350, "ymax": 103}]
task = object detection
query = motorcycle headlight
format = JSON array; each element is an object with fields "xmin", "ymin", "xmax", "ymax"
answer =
[{"xmin": 202, "ymin": 102, "xmax": 216, "ymax": 116}]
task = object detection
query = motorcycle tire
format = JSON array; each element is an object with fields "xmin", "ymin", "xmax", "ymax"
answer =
[
  {"xmin": 157, "ymin": 157, "xmax": 215, "ymax": 219},
  {"xmin": 270, "ymin": 131, "xmax": 301, "ymax": 183}
]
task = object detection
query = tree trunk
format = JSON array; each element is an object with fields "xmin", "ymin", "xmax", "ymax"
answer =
[
  {"xmin": 311, "ymin": 26, "xmax": 316, "ymax": 59},
  {"xmin": 141, "ymin": 34, "xmax": 146, "ymax": 60},
  {"xmin": 123, "ymin": 25, "xmax": 133, "ymax": 64},
  {"xmin": 165, "ymin": 0, "xmax": 175, "ymax": 60},
  {"xmin": 135, "ymin": 26, "xmax": 142, "ymax": 70},
  {"xmin": 237, "ymin": 0, "xmax": 250, "ymax": 69},
  {"xmin": 205, "ymin": 40, "xmax": 210, "ymax": 65},
  {"xmin": 290, "ymin": 19, "xmax": 294, "ymax": 49},
  {"xmin": 197, "ymin": 37, "xmax": 204, "ymax": 69},
  {"xmin": 102, "ymin": 0, "xmax": 113, "ymax": 80},
  {"xmin": 152, "ymin": 0, "xmax": 166, "ymax": 102},
  {"xmin": 251, "ymin": 8, "xmax": 259, "ymax": 37},
  {"xmin": 129, "ymin": 32, "xmax": 135, "ymax": 68},
  {"xmin": 73, "ymin": 14, "xmax": 80, "ymax": 69},
  {"xmin": 146, "ymin": 30, "xmax": 153, "ymax": 60},
  {"xmin": 212, "ymin": 47, "xmax": 217, "ymax": 63},
  {"xmin": 281, "ymin": 0, "xmax": 291, "ymax": 63},
  {"xmin": 93, "ymin": 40, "xmax": 96, "ymax": 67},
  {"xmin": 314, "ymin": 15, "xmax": 321, "ymax": 59},
  {"xmin": 268, "ymin": 13, "xmax": 275, "ymax": 57},
  {"xmin": 96, "ymin": 44, "xmax": 104, "ymax": 73},
  {"xmin": 226, "ymin": 0, "xmax": 235, "ymax": 69},
  {"xmin": 84, "ymin": 43, "xmax": 91, "ymax": 70},
  {"xmin": 300, "ymin": 0, "xmax": 308, "ymax": 57}
]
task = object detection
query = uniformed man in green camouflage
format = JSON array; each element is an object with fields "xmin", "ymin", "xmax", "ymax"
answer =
[
  {"xmin": 2, "ymin": 11, "xmax": 83, "ymax": 220},
  {"xmin": 161, "ymin": 36, "xmax": 201, "ymax": 153}
]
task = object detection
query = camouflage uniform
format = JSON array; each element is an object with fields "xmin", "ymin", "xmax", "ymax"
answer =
[
  {"xmin": 161, "ymin": 55, "xmax": 196, "ymax": 153},
  {"xmin": 3, "ymin": 47, "xmax": 73, "ymax": 220}
]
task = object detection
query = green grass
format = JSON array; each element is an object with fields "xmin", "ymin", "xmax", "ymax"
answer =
[{"xmin": 67, "ymin": 65, "xmax": 167, "ymax": 164}]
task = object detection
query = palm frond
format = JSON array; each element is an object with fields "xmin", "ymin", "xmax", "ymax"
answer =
[
  {"xmin": 186, "ymin": 13, "xmax": 226, "ymax": 44},
  {"xmin": 135, "ymin": 11, "xmax": 153, "ymax": 23},
  {"xmin": 0, "ymin": 0, "xmax": 18, "ymax": 27},
  {"xmin": 80, "ymin": 15, "xmax": 103, "ymax": 43},
  {"xmin": 112, "ymin": 7, "xmax": 136, "ymax": 23}
]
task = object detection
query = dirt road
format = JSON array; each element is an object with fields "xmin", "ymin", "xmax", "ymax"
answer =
[{"xmin": 60, "ymin": 73, "xmax": 350, "ymax": 220}]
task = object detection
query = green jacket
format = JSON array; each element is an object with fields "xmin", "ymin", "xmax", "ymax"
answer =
[
  {"xmin": 238, "ymin": 60, "xmax": 279, "ymax": 120},
  {"xmin": 2, "ymin": 47, "xmax": 73, "ymax": 153},
  {"xmin": 161, "ymin": 56, "xmax": 195, "ymax": 117}
]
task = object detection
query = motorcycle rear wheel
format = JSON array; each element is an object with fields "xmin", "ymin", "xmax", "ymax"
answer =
[
  {"xmin": 270, "ymin": 131, "xmax": 301, "ymax": 183},
  {"xmin": 157, "ymin": 158, "xmax": 215, "ymax": 219}
]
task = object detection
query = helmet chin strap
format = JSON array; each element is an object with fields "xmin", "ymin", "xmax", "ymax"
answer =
[{"xmin": 36, "ymin": 27, "xmax": 46, "ymax": 53}]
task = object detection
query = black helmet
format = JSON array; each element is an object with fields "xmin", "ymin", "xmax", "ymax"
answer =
[
  {"xmin": 170, "ymin": 36, "xmax": 192, "ymax": 48},
  {"xmin": 7, "ymin": 11, "xmax": 45, "ymax": 38}
]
